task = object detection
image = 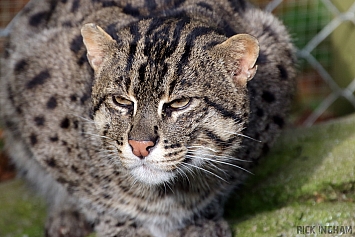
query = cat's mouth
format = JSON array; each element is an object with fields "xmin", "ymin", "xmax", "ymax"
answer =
[{"xmin": 129, "ymin": 161, "xmax": 175, "ymax": 185}]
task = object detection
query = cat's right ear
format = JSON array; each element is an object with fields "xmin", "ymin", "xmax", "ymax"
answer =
[
  {"xmin": 213, "ymin": 34, "xmax": 259, "ymax": 87},
  {"xmin": 81, "ymin": 23, "xmax": 116, "ymax": 71}
]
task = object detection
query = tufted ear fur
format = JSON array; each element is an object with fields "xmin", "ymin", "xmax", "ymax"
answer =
[
  {"xmin": 81, "ymin": 23, "xmax": 116, "ymax": 71},
  {"xmin": 214, "ymin": 34, "xmax": 259, "ymax": 86}
]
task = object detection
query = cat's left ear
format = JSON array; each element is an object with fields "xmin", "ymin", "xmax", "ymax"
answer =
[
  {"xmin": 214, "ymin": 34, "xmax": 259, "ymax": 86},
  {"xmin": 81, "ymin": 23, "xmax": 116, "ymax": 71}
]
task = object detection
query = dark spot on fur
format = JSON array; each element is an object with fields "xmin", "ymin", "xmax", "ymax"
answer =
[
  {"xmin": 261, "ymin": 91, "xmax": 275, "ymax": 103},
  {"xmin": 256, "ymin": 52, "xmax": 268, "ymax": 64},
  {"xmin": 16, "ymin": 107, "xmax": 23, "ymax": 114},
  {"xmin": 49, "ymin": 135, "xmax": 59, "ymax": 142},
  {"xmin": 115, "ymin": 221, "xmax": 125, "ymax": 227},
  {"xmin": 3, "ymin": 41, "xmax": 11, "ymax": 59},
  {"xmin": 14, "ymin": 59, "xmax": 28, "ymax": 75},
  {"xmin": 70, "ymin": 94, "xmax": 78, "ymax": 101},
  {"xmin": 26, "ymin": 70, "xmax": 50, "ymax": 89},
  {"xmin": 70, "ymin": 35, "xmax": 83, "ymax": 54},
  {"xmin": 4, "ymin": 119, "xmax": 17, "ymax": 130},
  {"xmin": 29, "ymin": 11, "xmax": 50, "ymax": 27},
  {"xmin": 60, "ymin": 117, "xmax": 70, "ymax": 128},
  {"xmin": 277, "ymin": 64, "xmax": 288, "ymax": 80},
  {"xmin": 73, "ymin": 120, "xmax": 79, "ymax": 129},
  {"xmin": 34, "ymin": 116, "xmax": 45, "ymax": 126},
  {"xmin": 256, "ymin": 108, "xmax": 264, "ymax": 117},
  {"xmin": 204, "ymin": 82, "xmax": 211, "ymax": 89},
  {"xmin": 77, "ymin": 52, "xmax": 88, "ymax": 66},
  {"xmin": 103, "ymin": 194, "xmax": 111, "ymax": 199},
  {"xmin": 263, "ymin": 24, "xmax": 278, "ymax": 40},
  {"xmin": 62, "ymin": 21, "xmax": 72, "ymax": 27},
  {"xmin": 122, "ymin": 4, "xmax": 140, "ymax": 16},
  {"xmin": 30, "ymin": 133, "xmax": 37, "ymax": 145},
  {"xmin": 273, "ymin": 115, "xmax": 285, "ymax": 128},
  {"xmin": 46, "ymin": 157, "xmax": 56, "ymax": 167},
  {"xmin": 46, "ymin": 96, "xmax": 57, "ymax": 109},
  {"xmin": 71, "ymin": 0, "xmax": 80, "ymax": 12},
  {"xmin": 80, "ymin": 93, "xmax": 90, "ymax": 104}
]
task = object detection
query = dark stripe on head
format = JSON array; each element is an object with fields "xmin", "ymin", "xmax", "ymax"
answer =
[
  {"xmin": 126, "ymin": 24, "xmax": 141, "ymax": 71},
  {"xmin": 143, "ymin": 18, "xmax": 173, "ymax": 57},
  {"xmin": 168, "ymin": 79, "xmax": 177, "ymax": 96},
  {"xmin": 138, "ymin": 63, "xmax": 147, "ymax": 83},
  {"xmin": 201, "ymin": 128, "xmax": 236, "ymax": 148},
  {"xmin": 123, "ymin": 76, "xmax": 131, "ymax": 93},
  {"xmin": 115, "ymin": 76, "xmax": 131, "ymax": 93},
  {"xmin": 149, "ymin": 25, "xmax": 173, "ymax": 63},
  {"xmin": 221, "ymin": 20, "xmax": 236, "ymax": 37},
  {"xmin": 204, "ymin": 97, "xmax": 242, "ymax": 123},
  {"xmin": 105, "ymin": 23, "xmax": 121, "ymax": 42},
  {"xmin": 166, "ymin": 17, "xmax": 190, "ymax": 58},
  {"xmin": 177, "ymin": 27, "xmax": 215, "ymax": 75},
  {"xmin": 143, "ymin": 16, "xmax": 190, "ymax": 66},
  {"xmin": 93, "ymin": 96, "xmax": 107, "ymax": 115}
]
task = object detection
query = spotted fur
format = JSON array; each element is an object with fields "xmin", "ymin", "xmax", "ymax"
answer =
[{"xmin": 0, "ymin": 0, "xmax": 295, "ymax": 236}]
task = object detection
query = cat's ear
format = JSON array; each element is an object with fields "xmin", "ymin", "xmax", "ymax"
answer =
[
  {"xmin": 215, "ymin": 34, "xmax": 259, "ymax": 86},
  {"xmin": 81, "ymin": 23, "xmax": 116, "ymax": 71}
]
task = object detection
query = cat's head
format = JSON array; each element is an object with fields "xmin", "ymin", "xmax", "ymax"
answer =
[{"xmin": 81, "ymin": 19, "xmax": 258, "ymax": 185}]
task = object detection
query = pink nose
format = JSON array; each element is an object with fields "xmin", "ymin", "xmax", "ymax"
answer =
[{"xmin": 128, "ymin": 140, "xmax": 155, "ymax": 158}]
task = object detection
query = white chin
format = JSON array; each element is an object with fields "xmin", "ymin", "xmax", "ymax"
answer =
[{"xmin": 130, "ymin": 165, "xmax": 174, "ymax": 185}]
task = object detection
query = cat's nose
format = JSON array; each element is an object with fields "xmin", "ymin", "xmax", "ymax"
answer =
[{"xmin": 128, "ymin": 140, "xmax": 156, "ymax": 158}]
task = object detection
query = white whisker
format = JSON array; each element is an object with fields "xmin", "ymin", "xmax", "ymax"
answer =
[
  {"xmin": 224, "ymin": 131, "xmax": 261, "ymax": 143},
  {"xmin": 186, "ymin": 151, "xmax": 252, "ymax": 163},
  {"xmin": 163, "ymin": 181, "xmax": 175, "ymax": 194},
  {"xmin": 71, "ymin": 114, "xmax": 97, "ymax": 124},
  {"xmin": 184, "ymin": 163, "xmax": 227, "ymax": 183},
  {"xmin": 186, "ymin": 145, "xmax": 218, "ymax": 153},
  {"xmin": 175, "ymin": 165, "xmax": 191, "ymax": 185},
  {"xmin": 188, "ymin": 155, "xmax": 253, "ymax": 175},
  {"xmin": 82, "ymin": 132, "xmax": 115, "ymax": 141}
]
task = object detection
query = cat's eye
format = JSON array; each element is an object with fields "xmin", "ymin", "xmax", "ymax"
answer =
[
  {"xmin": 168, "ymin": 98, "xmax": 191, "ymax": 110},
  {"xmin": 112, "ymin": 95, "xmax": 133, "ymax": 107}
]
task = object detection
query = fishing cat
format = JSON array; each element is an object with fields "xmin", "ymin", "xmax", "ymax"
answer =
[{"xmin": 0, "ymin": 0, "xmax": 295, "ymax": 236}]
